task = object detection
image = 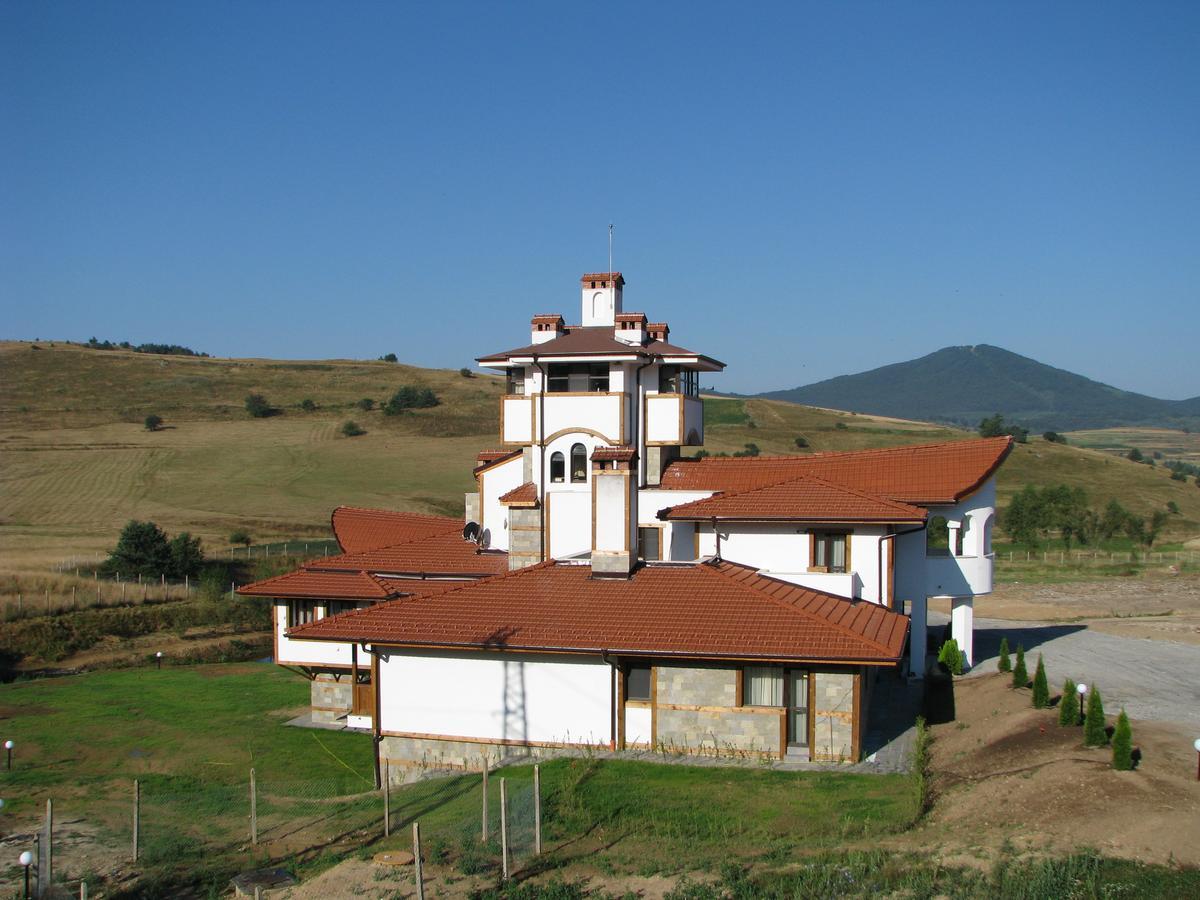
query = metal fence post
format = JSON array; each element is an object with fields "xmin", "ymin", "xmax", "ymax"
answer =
[
  {"xmin": 250, "ymin": 768, "xmax": 257, "ymax": 845},
  {"xmin": 413, "ymin": 821, "xmax": 424, "ymax": 900},
  {"xmin": 481, "ymin": 757, "xmax": 489, "ymax": 842},
  {"xmin": 534, "ymin": 763, "xmax": 542, "ymax": 856},
  {"xmin": 383, "ymin": 760, "xmax": 390, "ymax": 837},
  {"xmin": 500, "ymin": 777, "xmax": 509, "ymax": 880}
]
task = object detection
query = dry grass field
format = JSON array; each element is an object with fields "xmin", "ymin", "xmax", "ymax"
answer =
[
  {"xmin": 3, "ymin": 340, "xmax": 1199, "ymax": 585},
  {"xmin": 1064, "ymin": 426, "xmax": 1200, "ymax": 464}
]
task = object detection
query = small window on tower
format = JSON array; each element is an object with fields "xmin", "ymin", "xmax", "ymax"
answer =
[
  {"xmin": 550, "ymin": 452, "xmax": 565, "ymax": 483},
  {"xmin": 570, "ymin": 443, "xmax": 587, "ymax": 483}
]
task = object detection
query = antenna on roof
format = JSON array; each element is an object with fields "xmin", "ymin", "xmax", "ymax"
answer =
[{"xmin": 608, "ymin": 223, "xmax": 613, "ymax": 277}]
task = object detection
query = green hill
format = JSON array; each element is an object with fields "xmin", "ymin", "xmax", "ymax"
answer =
[{"xmin": 757, "ymin": 344, "xmax": 1200, "ymax": 432}]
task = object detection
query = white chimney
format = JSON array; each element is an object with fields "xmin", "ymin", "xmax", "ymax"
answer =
[
  {"xmin": 580, "ymin": 273, "xmax": 624, "ymax": 326},
  {"xmin": 590, "ymin": 447, "xmax": 638, "ymax": 577},
  {"xmin": 614, "ymin": 312, "xmax": 647, "ymax": 346},
  {"xmin": 530, "ymin": 314, "xmax": 564, "ymax": 345}
]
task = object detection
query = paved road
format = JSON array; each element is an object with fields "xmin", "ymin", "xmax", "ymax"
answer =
[{"xmin": 931, "ymin": 612, "xmax": 1200, "ymax": 731}]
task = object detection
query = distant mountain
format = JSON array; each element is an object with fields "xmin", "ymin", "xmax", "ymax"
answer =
[{"xmin": 756, "ymin": 345, "xmax": 1200, "ymax": 432}]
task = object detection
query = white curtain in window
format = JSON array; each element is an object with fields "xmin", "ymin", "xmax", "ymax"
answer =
[
  {"xmin": 745, "ymin": 666, "xmax": 783, "ymax": 706},
  {"xmin": 830, "ymin": 536, "xmax": 846, "ymax": 571}
]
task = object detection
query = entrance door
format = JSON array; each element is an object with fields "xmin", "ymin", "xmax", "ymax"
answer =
[
  {"xmin": 786, "ymin": 670, "xmax": 809, "ymax": 749},
  {"xmin": 351, "ymin": 675, "xmax": 374, "ymax": 717}
]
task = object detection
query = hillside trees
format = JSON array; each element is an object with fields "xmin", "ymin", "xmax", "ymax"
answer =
[
  {"xmin": 102, "ymin": 520, "xmax": 206, "ymax": 579},
  {"xmin": 979, "ymin": 413, "xmax": 1028, "ymax": 443},
  {"xmin": 144, "ymin": 414, "xmax": 163, "ymax": 432},
  {"xmin": 1002, "ymin": 486, "xmax": 1172, "ymax": 550},
  {"xmin": 383, "ymin": 386, "xmax": 439, "ymax": 415},
  {"xmin": 245, "ymin": 393, "xmax": 274, "ymax": 418}
]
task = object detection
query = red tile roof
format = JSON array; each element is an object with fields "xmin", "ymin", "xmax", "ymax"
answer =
[
  {"xmin": 592, "ymin": 446, "xmax": 637, "ymax": 462},
  {"xmin": 311, "ymin": 531, "xmax": 510, "ymax": 577},
  {"xmin": 477, "ymin": 326, "xmax": 725, "ymax": 369},
  {"xmin": 580, "ymin": 272, "xmax": 624, "ymax": 285},
  {"xmin": 661, "ymin": 437, "xmax": 1013, "ymax": 505},
  {"xmin": 474, "ymin": 448, "xmax": 522, "ymax": 474},
  {"xmin": 287, "ymin": 559, "xmax": 908, "ymax": 664},
  {"xmin": 237, "ymin": 569, "xmax": 404, "ymax": 600},
  {"xmin": 661, "ymin": 474, "xmax": 927, "ymax": 523},
  {"xmin": 330, "ymin": 506, "xmax": 460, "ymax": 554},
  {"xmin": 499, "ymin": 482, "xmax": 538, "ymax": 506}
]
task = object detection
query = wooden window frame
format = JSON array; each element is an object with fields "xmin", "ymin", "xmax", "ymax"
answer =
[
  {"xmin": 569, "ymin": 443, "xmax": 588, "ymax": 483},
  {"xmin": 808, "ymin": 530, "xmax": 851, "ymax": 574},
  {"xmin": 637, "ymin": 524, "xmax": 664, "ymax": 561},
  {"xmin": 287, "ymin": 599, "xmax": 317, "ymax": 628},
  {"xmin": 741, "ymin": 665, "xmax": 784, "ymax": 707},
  {"xmin": 549, "ymin": 451, "xmax": 565, "ymax": 483},
  {"xmin": 625, "ymin": 664, "xmax": 652, "ymax": 703}
]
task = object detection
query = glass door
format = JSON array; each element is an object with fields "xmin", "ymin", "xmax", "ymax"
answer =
[{"xmin": 787, "ymin": 670, "xmax": 809, "ymax": 748}]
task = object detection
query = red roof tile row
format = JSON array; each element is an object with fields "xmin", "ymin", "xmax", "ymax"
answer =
[
  {"xmin": 499, "ymin": 482, "xmax": 538, "ymax": 506},
  {"xmin": 661, "ymin": 474, "xmax": 927, "ymax": 523},
  {"xmin": 660, "ymin": 437, "xmax": 1013, "ymax": 505},
  {"xmin": 238, "ymin": 569, "xmax": 404, "ymax": 600},
  {"xmin": 286, "ymin": 559, "xmax": 908, "ymax": 664},
  {"xmin": 311, "ymin": 531, "xmax": 509, "ymax": 578},
  {"xmin": 330, "ymin": 506, "xmax": 460, "ymax": 554}
]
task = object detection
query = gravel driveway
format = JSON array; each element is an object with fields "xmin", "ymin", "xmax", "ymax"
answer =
[{"xmin": 931, "ymin": 612, "xmax": 1200, "ymax": 731}]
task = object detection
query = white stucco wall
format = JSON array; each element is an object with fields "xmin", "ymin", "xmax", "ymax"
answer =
[
  {"xmin": 539, "ymin": 394, "xmax": 624, "ymax": 445},
  {"xmin": 548, "ymin": 490, "xmax": 591, "ymax": 558},
  {"xmin": 478, "ymin": 454, "xmax": 524, "ymax": 552},
  {"xmin": 378, "ymin": 649, "xmax": 612, "ymax": 746},
  {"xmin": 895, "ymin": 479, "xmax": 997, "ymax": 601},
  {"xmin": 625, "ymin": 706, "xmax": 652, "ymax": 745},
  {"xmin": 501, "ymin": 396, "xmax": 533, "ymax": 443},
  {"xmin": 646, "ymin": 394, "xmax": 682, "ymax": 443},
  {"xmin": 275, "ymin": 601, "xmax": 354, "ymax": 667}
]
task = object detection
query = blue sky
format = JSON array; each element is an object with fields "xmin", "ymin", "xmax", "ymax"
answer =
[{"xmin": 3, "ymin": 2, "xmax": 1197, "ymax": 398}]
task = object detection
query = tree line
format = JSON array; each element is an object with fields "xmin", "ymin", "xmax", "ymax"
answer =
[{"xmin": 1002, "ymin": 484, "xmax": 1170, "ymax": 550}]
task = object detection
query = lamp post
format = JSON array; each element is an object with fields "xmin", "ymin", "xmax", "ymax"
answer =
[
  {"xmin": 19, "ymin": 849, "xmax": 32, "ymax": 900},
  {"xmin": 155, "ymin": 651, "xmax": 163, "ymax": 670},
  {"xmin": 4, "ymin": 740, "xmax": 12, "ymax": 771},
  {"xmin": 1194, "ymin": 738, "xmax": 1200, "ymax": 782},
  {"xmin": 1076, "ymin": 683, "xmax": 1088, "ymax": 726}
]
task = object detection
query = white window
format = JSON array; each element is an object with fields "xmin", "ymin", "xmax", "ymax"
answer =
[
  {"xmin": 287, "ymin": 600, "xmax": 317, "ymax": 628},
  {"xmin": 743, "ymin": 666, "xmax": 783, "ymax": 706}
]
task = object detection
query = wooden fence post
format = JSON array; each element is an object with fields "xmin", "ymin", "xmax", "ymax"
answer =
[
  {"xmin": 412, "ymin": 821, "xmax": 424, "ymax": 900},
  {"xmin": 500, "ymin": 777, "xmax": 509, "ymax": 880},
  {"xmin": 534, "ymin": 763, "xmax": 542, "ymax": 856},
  {"xmin": 133, "ymin": 779, "xmax": 140, "ymax": 861},
  {"xmin": 250, "ymin": 768, "xmax": 258, "ymax": 845},
  {"xmin": 45, "ymin": 797, "xmax": 53, "ymax": 891},
  {"xmin": 481, "ymin": 757, "xmax": 489, "ymax": 842}
]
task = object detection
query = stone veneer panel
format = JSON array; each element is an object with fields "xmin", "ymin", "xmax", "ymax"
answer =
[
  {"xmin": 811, "ymin": 671, "xmax": 855, "ymax": 762},
  {"xmin": 653, "ymin": 664, "xmax": 780, "ymax": 756},
  {"xmin": 311, "ymin": 672, "xmax": 352, "ymax": 724}
]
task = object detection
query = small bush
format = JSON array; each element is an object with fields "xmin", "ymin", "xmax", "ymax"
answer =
[
  {"xmin": 1167, "ymin": 500, "xmax": 1180, "ymax": 514},
  {"xmin": 459, "ymin": 367, "xmax": 474, "ymax": 378},
  {"xmin": 1042, "ymin": 431, "xmax": 1067, "ymax": 444},
  {"xmin": 144, "ymin": 414, "xmax": 163, "ymax": 432},
  {"xmin": 382, "ymin": 386, "xmax": 438, "ymax": 415},
  {"xmin": 1031, "ymin": 654, "xmax": 1049, "ymax": 708},
  {"xmin": 937, "ymin": 638, "xmax": 963, "ymax": 676},
  {"xmin": 228, "ymin": 529, "xmax": 252, "ymax": 548},
  {"xmin": 300, "ymin": 398, "xmax": 317, "ymax": 412},
  {"xmin": 997, "ymin": 636, "xmax": 1011, "ymax": 672},
  {"xmin": 244, "ymin": 393, "xmax": 273, "ymax": 418},
  {"xmin": 356, "ymin": 398, "xmax": 375, "ymax": 411},
  {"xmin": 341, "ymin": 420, "xmax": 366, "ymax": 438},
  {"xmin": 1112, "ymin": 709, "xmax": 1133, "ymax": 770},
  {"xmin": 379, "ymin": 353, "xmax": 398, "ymax": 363},
  {"xmin": 1084, "ymin": 686, "xmax": 1108, "ymax": 746},
  {"xmin": 1011, "ymin": 644, "xmax": 1027, "ymax": 688},
  {"xmin": 1058, "ymin": 678, "xmax": 1079, "ymax": 726},
  {"xmin": 794, "ymin": 436, "xmax": 809, "ymax": 449}
]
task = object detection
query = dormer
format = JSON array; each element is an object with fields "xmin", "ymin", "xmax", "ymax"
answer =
[
  {"xmin": 647, "ymin": 322, "xmax": 670, "ymax": 343},
  {"xmin": 530, "ymin": 314, "xmax": 565, "ymax": 345},
  {"xmin": 580, "ymin": 272, "xmax": 624, "ymax": 326},
  {"xmin": 614, "ymin": 312, "xmax": 647, "ymax": 346}
]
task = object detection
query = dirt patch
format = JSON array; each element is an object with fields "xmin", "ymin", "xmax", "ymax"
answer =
[
  {"xmin": 891, "ymin": 673, "xmax": 1200, "ymax": 867},
  {"xmin": 932, "ymin": 573, "xmax": 1200, "ymax": 645}
]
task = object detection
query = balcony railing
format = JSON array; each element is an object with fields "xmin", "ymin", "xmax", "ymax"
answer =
[{"xmin": 925, "ymin": 553, "xmax": 994, "ymax": 596}]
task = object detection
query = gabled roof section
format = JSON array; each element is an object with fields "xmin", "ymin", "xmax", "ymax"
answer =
[
  {"xmin": 499, "ymin": 482, "xmax": 538, "ymax": 507},
  {"xmin": 474, "ymin": 448, "xmax": 522, "ymax": 475},
  {"xmin": 660, "ymin": 474, "xmax": 927, "ymax": 523},
  {"xmin": 286, "ymin": 559, "xmax": 908, "ymax": 664},
  {"xmin": 330, "ymin": 506, "xmax": 460, "ymax": 554},
  {"xmin": 310, "ymin": 531, "xmax": 509, "ymax": 578},
  {"xmin": 476, "ymin": 326, "xmax": 725, "ymax": 370},
  {"xmin": 237, "ymin": 569, "xmax": 404, "ymax": 601},
  {"xmin": 661, "ymin": 437, "xmax": 1013, "ymax": 505}
]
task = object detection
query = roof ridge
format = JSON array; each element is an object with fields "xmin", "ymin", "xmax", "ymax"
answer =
[{"xmin": 701, "ymin": 560, "xmax": 898, "ymax": 656}]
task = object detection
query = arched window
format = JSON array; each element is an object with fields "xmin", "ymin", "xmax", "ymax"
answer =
[
  {"xmin": 570, "ymin": 443, "xmax": 587, "ymax": 483},
  {"xmin": 549, "ymin": 452, "xmax": 565, "ymax": 483}
]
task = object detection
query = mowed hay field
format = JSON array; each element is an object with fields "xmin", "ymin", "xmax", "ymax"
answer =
[{"xmin": 2, "ymin": 340, "xmax": 1199, "ymax": 576}]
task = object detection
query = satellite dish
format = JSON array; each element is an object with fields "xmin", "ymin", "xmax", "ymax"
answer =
[{"xmin": 462, "ymin": 521, "xmax": 482, "ymax": 544}]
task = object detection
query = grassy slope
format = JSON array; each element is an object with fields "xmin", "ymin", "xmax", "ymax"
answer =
[{"xmin": 2, "ymin": 341, "xmax": 1198, "ymax": 575}]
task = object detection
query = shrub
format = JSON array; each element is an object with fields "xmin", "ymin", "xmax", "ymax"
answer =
[
  {"xmin": 1058, "ymin": 678, "xmax": 1079, "ymax": 726},
  {"xmin": 794, "ymin": 436, "xmax": 809, "ymax": 449},
  {"xmin": 382, "ymin": 386, "xmax": 439, "ymax": 415},
  {"xmin": 300, "ymin": 398, "xmax": 317, "ymax": 412},
  {"xmin": 459, "ymin": 367, "xmax": 474, "ymax": 378},
  {"xmin": 356, "ymin": 398, "xmax": 375, "ymax": 411},
  {"xmin": 1011, "ymin": 645, "xmax": 1027, "ymax": 688},
  {"xmin": 102, "ymin": 520, "xmax": 205, "ymax": 579},
  {"xmin": 732, "ymin": 443, "xmax": 760, "ymax": 457},
  {"xmin": 341, "ymin": 420, "xmax": 366, "ymax": 437},
  {"xmin": 1042, "ymin": 431, "xmax": 1066, "ymax": 444},
  {"xmin": 1031, "ymin": 654, "xmax": 1049, "ymax": 708},
  {"xmin": 144, "ymin": 414, "xmax": 163, "ymax": 432},
  {"xmin": 1127, "ymin": 447, "xmax": 1144, "ymax": 463},
  {"xmin": 937, "ymin": 638, "xmax": 963, "ymax": 676},
  {"xmin": 1167, "ymin": 500, "xmax": 1180, "ymax": 514},
  {"xmin": 997, "ymin": 636, "xmax": 1012, "ymax": 673},
  {"xmin": 1084, "ymin": 686, "xmax": 1107, "ymax": 746},
  {"xmin": 244, "ymin": 393, "xmax": 273, "ymax": 418},
  {"xmin": 1111, "ymin": 709, "xmax": 1133, "ymax": 770},
  {"xmin": 228, "ymin": 529, "xmax": 252, "ymax": 548},
  {"xmin": 379, "ymin": 353, "xmax": 398, "ymax": 363}
]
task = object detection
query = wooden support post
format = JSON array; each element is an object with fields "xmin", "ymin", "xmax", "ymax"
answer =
[
  {"xmin": 133, "ymin": 780, "xmax": 140, "ymax": 861},
  {"xmin": 412, "ymin": 821, "xmax": 424, "ymax": 900},
  {"xmin": 250, "ymin": 768, "xmax": 258, "ymax": 845},
  {"xmin": 500, "ymin": 777, "xmax": 509, "ymax": 880},
  {"xmin": 45, "ymin": 797, "xmax": 53, "ymax": 890},
  {"xmin": 71, "ymin": 586, "xmax": 76, "ymax": 610},
  {"xmin": 383, "ymin": 760, "xmax": 390, "ymax": 837},
  {"xmin": 534, "ymin": 763, "xmax": 542, "ymax": 856},
  {"xmin": 481, "ymin": 757, "xmax": 489, "ymax": 842},
  {"xmin": 80, "ymin": 881, "xmax": 87, "ymax": 900}
]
